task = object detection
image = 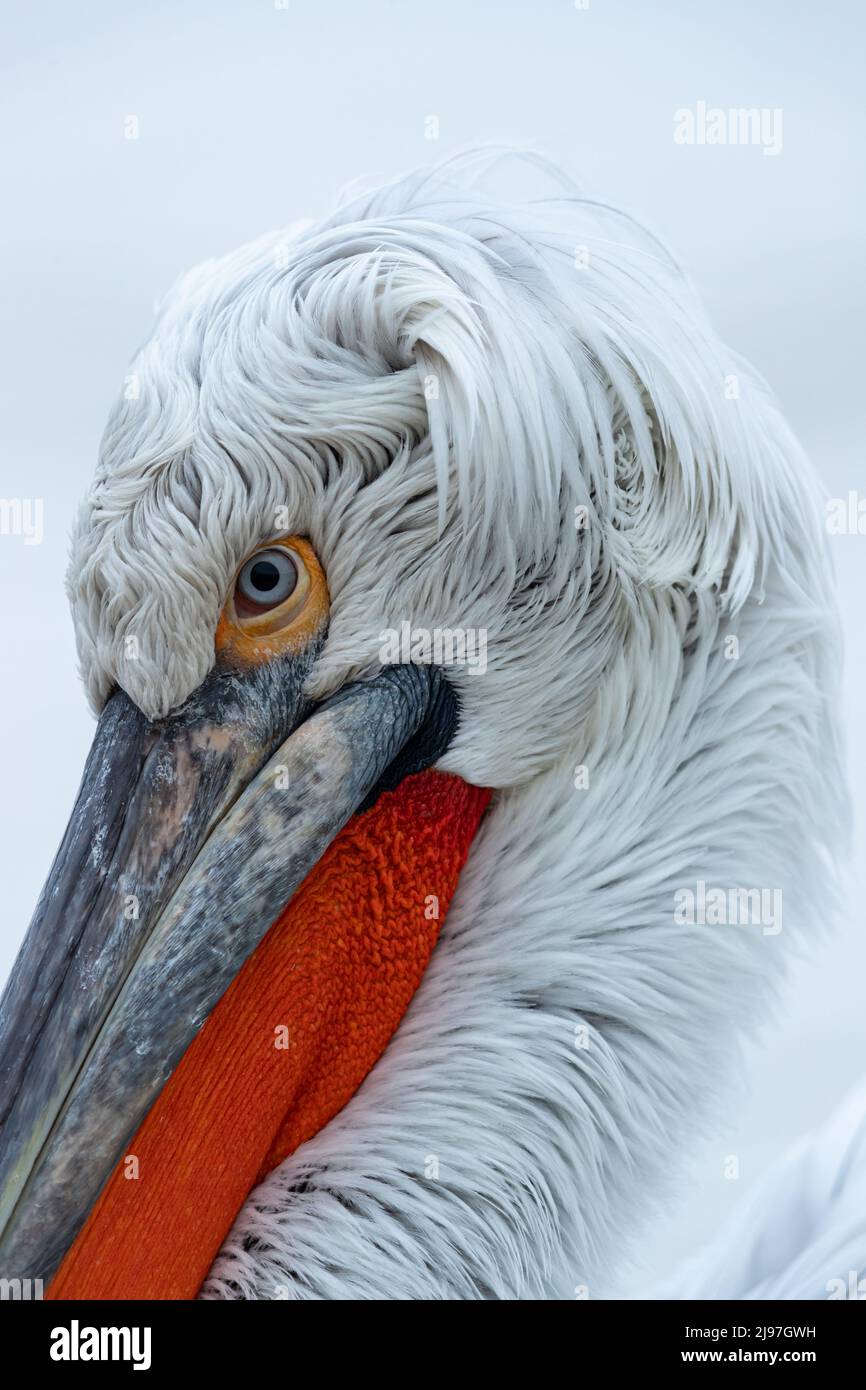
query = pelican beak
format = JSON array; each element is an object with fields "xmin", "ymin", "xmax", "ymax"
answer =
[{"xmin": 0, "ymin": 646, "xmax": 455, "ymax": 1287}]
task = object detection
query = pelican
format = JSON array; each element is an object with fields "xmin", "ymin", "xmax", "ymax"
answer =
[{"xmin": 0, "ymin": 149, "xmax": 854, "ymax": 1301}]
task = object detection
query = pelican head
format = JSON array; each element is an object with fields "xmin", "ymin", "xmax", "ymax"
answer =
[{"xmin": 0, "ymin": 151, "xmax": 845, "ymax": 1299}]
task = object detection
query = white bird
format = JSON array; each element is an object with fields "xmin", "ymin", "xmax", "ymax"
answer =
[{"xmin": 0, "ymin": 149, "xmax": 855, "ymax": 1301}]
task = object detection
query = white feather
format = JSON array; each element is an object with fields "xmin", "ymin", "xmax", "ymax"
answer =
[{"xmin": 652, "ymin": 1083, "xmax": 866, "ymax": 1300}]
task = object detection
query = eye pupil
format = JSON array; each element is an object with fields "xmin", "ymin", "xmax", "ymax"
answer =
[
  {"xmin": 249, "ymin": 560, "xmax": 280, "ymax": 593},
  {"xmin": 236, "ymin": 548, "xmax": 299, "ymax": 612}
]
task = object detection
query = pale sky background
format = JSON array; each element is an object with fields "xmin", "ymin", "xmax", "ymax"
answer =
[{"xmin": 1, "ymin": 0, "xmax": 864, "ymax": 1293}]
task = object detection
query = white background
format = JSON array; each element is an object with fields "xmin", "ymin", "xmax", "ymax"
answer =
[{"xmin": 1, "ymin": 0, "xmax": 864, "ymax": 1291}]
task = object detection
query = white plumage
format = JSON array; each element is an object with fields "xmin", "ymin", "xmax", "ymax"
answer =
[
  {"xmin": 654, "ymin": 1082, "xmax": 866, "ymax": 1301},
  {"xmin": 65, "ymin": 151, "xmax": 853, "ymax": 1298}
]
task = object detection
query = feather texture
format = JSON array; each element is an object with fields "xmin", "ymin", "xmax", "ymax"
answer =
[{"xmin": 65, "ymin": 151, "xmax": 848, "ymax": 1298}]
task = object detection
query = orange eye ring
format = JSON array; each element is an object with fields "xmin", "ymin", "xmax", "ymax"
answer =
[{"xmin": 215, "ymin": 537, "xmax": 329, "ymax": 666}]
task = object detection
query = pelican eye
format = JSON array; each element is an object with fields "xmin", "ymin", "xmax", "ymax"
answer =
[
  {"xmin": 237, "ymin": 549, "xmax": 298, "ymax": 611},
  {"xmin": 232, "ymin": 542, "xmax": 312, "ymax": 626},
  {"xmin": 217, "ymin": 536, "xmax": 329, "ymax": 660}
]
